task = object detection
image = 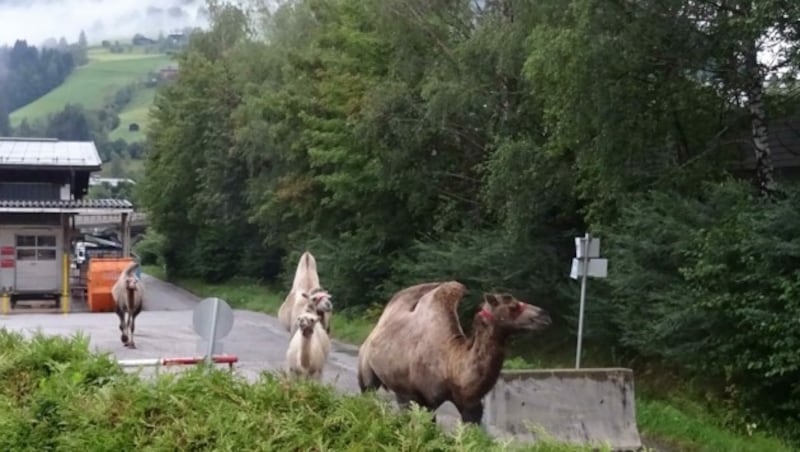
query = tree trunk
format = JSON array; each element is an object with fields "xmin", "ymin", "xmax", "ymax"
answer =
[{"xmin": 743, "ymin": 38, "xmax": 777, "ymax": 197}]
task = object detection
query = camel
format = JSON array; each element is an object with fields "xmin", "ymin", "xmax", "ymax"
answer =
[
  {"xmin": 278, "ymin": 251, "xmax": 334, "ymax": 335},
  {"xmin": 112, "ymin": 262, "xmax": 145, "ymax": 349},
  {"xmin": 285, "ymin": 310, "xmax": 331, "ymax": 381},
  {"xmin": 357, "ymin": 281, "xmax": 551, "ymax": 425}
]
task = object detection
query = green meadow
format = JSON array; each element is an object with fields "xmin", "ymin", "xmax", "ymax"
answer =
[{"xmin": 10, "ymin": 46, "xmax": 172, "ymax": 132}]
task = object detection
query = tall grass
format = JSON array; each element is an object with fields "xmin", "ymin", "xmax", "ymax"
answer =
[{"xmin": 0, "ymin": 329, "xmax": 594, "ymax": 451}]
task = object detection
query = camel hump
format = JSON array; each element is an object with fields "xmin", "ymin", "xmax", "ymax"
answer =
[
  {"xmin": 291, "ymin": 250, "xmax": 320, "ymax": 290},
  {"xmin": 424, "ymin": 281, "xmax": 466, "ymax": 314}
]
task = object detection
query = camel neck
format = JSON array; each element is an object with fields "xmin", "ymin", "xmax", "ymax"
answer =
[
  {"xmin": 457, "ymin": 315, "xmax": 507, "ymax": 399},
  {"xmin": 300, "ymin": 332, "xmax": 312, "ymax": 368}
]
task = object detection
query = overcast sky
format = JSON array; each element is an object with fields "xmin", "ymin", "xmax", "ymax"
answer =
[{"xmin": 0, "ymin": 0, "xmax": 211, "ymax": 46}]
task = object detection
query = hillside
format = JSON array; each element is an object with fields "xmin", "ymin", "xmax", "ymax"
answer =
[
  {"xmin": 10, "ymin": 46, "xmax": 172, "ymax": 138},
  {"xmin": 109, "ymin": 86, "xmax": 157, "ymax": 142}
]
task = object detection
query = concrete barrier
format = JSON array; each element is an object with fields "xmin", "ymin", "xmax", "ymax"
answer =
[{"xmin": 483, "ymin": 368, "xmax": 642, "ymax": 451}]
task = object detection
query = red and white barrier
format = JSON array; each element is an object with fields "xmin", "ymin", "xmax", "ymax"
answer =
[{"xmin": 118, "ymin": 355, "xmax": 239, "ymax": 373}]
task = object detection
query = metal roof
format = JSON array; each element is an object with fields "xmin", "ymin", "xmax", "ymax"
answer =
[
  {"xmin": 0, "ymin": 198, "xmax": 134, "ymax": 214},
  {"xmin": 0, "ymin": 138, "xmax": 103, "ymax": 168}
]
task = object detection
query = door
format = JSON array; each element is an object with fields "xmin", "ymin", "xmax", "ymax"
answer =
[{"xmin": 15, "ymin": 232, "xmax": 60, "ymax": 292}]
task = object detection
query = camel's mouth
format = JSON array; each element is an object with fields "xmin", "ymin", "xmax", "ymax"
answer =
[
  {"xmin": 301, "ymin": 325, "xmax": 315, "ymax": 336},
  {"xmin": 523, "ymin": 309, "xmax": 552, "ymax": 330}
]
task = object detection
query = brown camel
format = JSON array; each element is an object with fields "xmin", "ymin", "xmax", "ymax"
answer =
[{"xmin": 357, "ymin": 281, "xmax": 551, "ymax": 425}]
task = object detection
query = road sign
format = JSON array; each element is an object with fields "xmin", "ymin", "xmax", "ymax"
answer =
[
  {"xmin": 570, "ymin": 258, "xmax": 608, "ymax": 279},
  {"xmin": 574, "ymin": 236, "xmax": 600, "ymax": 259},
  {"xmin": 570, "ymin": 233, "xmax": 609, "ymax": 370},
  {"xmin": 193, "ymin": 297, "xmax": 234, "ymax": 340},
  {"xmin": 192, "ymin": 297, "xmax": 234, "ymax": 363}
]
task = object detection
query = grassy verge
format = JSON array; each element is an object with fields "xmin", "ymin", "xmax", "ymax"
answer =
[
  {"xmin": 10, "ymin": 47, "xmax": 171, "ymax": 125},
  {"xmin": 0, "ymin": 330, "xmax": 594, "ymax": 451},
  {"xmin": 636, "ymin": 398, "xmax": 791, "ymax": 452},
  {"xmin": 142, "ymin": 265, "xmax": 795, "ymax": 451}
]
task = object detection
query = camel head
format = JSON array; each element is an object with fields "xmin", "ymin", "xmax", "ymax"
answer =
[
  {"xmin": 124, "ymin": 274, "xmax": 140, "ymax": 292},
  {"xmin": 296, "ymin": 311, "xmax": 319, "ymax": 337},
  {"xmin": 478, "ymin": 292, "xmax": 551, "ymax": 332},
  {"xmin": 302, "ymin": 288, "xmax": 333, "ymax": 313}
]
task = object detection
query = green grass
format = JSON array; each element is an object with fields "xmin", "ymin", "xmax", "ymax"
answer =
[
  {"xmin": 637, "ymin": 398, "xmax": 793, "ymax": 452},
  {"xmin": 141, "ymin": 264, "xmax": 797, "ymax": 451},
  {"xmin": 10, "ymin": 46, "xmax": 172, "ymax": 125},
  {"xmin": 0, "ymin": 330, "xmax": 592, "ymax": 451},
  {"xmin": 108, "ymin": 87, "xmax": 157, "ymax": 142}
]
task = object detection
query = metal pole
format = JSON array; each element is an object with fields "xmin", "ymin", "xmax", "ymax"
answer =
[
  {"xmin": 206, "ymin": 298, "xmax": 220, "ymax": 365},
  {"xmin": 576, "ymin": 232, "xmax": 590, "ymax": 369}
]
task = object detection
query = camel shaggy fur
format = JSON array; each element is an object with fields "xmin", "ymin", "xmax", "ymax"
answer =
[
  {"xmin": 285, "ymin": 311, "xmax": 331, "ymax": 381},
  {"xmin": 278, "ymin": 251, "xmax": 333, "ymax": 335},
  {"xmin": 112, "ymin": 262, "xmax": 145, "ymax": 349},
  {"xmin": 357, "ymin": 281, "xmax": 551, "ymax": 425}
]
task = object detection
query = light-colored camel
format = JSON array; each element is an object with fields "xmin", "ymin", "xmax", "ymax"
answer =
[
  {"xmin": 112, "ymin": 261, "xmax": 145, "ymax": 349},
  {"xmin": 278, "ymin": 251, "xmax": 333, "ymax": 335},
  {"xmin": 357, "ymin": 281, "xmax": 551, "ymax": 425},
  {"xmin": 285, "ymin": 310, "xmax": 331, "ymax": 381}
]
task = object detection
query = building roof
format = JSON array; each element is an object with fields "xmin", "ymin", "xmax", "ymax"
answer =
[
  {"xmin": 0, "ymin": 198, "xmax": 133, "ymax": 214},
  {"xmin": 0, "ymin": 138, "xmax": 103, "ymax": 169}
]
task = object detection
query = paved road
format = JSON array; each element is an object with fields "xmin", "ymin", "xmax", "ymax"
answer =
[{"xmin": 0, "ymin": 273, "xmax": 462, "ymax": 428}]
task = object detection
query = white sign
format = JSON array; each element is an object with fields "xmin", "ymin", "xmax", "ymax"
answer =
[
  {"xmin": 574, "ymin": 237, "xmax": 601, "ymax": 259},
  {"xmin": 571, "ymin": 233, "xmax": 608, "ymax": 369},
  {"xmin": 570, "ymin": 258, "xmax": 608, "ymax": 279}
]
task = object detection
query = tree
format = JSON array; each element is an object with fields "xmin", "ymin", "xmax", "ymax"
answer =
[{"xmin": 0, "ymin": 98, "xmax": 10, "ymax": 136}]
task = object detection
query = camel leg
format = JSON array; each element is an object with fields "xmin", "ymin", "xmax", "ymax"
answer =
[
  {"xmin": 457, "ymin": 402, "xmax": 484, "ymax": 425},
  {"xmin": 117, "ymin": 310, "xmax": 129, "ymax": 345},
  {"xmin": 127, "ymin": 312, "xmax": 137, "ymax": 349},
  {"xmin": 395, "ymin": 394, "xmax": 412, "ymax": 410},
  {"xmin": 357, "ymin": 364, "xmax": 383, "ymax": 393}
]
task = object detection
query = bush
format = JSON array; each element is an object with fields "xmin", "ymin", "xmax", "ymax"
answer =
[
  {"xmin": 0, "ymin": 329, "xmax": 593, "ymax": 451},
  {"xmin": 133, "ymin": 230, "xmax": 167, "ymax": 267},
  {"xmin": 597, "ymin": 180, "xmax": 800, "ymax": 439}
]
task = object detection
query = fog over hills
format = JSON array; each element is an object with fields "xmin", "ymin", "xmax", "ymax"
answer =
[{"xmin": 0, "ymin": 0, "xmax": 211, "ymax": 46}]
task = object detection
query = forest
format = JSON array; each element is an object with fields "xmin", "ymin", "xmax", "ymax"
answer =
[
  {"xmin": 0, "ymin": 37, "xmax": 87, "ymax": 130},
  {"xmin": 138, "ymin": 0, "xmax": 800, "ymax": 442}
]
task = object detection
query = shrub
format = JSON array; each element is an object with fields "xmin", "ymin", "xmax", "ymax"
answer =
[
  {"xmin": 597, "ymin": 180, "xmax": 800, "ymax": 439},
  {"xmin": 0, "ymin": 329, "xmax": 591, "ymax": 451}
]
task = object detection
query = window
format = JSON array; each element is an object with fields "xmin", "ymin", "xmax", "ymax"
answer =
[
  {"xmin": 16, "ymin": 249, "xmax": 36, "ymax": 260},
  {"xmin": 16, "ymin": 236, "xmax": 36, "ymax": 247},
  {"xmin": 38, "ymin": 236, "xmax": 56, "ymax": 247},
  {"xmin": 15, "ymin": 234, "xmax": 57, "ymax": 262},
  {"xmin": 37, "ymin": 249, "xmax": 56, "ymax": 260},
  {"xmin": 0, "ymin": 183, "xmax": 60, "ymax": 201}
]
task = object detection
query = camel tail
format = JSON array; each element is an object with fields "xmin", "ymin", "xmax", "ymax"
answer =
[{"xmin": 291, "ymin": 251, "xmax": 320, "ymax": 291}]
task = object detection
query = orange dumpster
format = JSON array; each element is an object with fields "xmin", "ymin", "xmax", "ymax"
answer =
[{"xmin": 87, "ymin": 257, "xmax": 135, "ymax": 312}]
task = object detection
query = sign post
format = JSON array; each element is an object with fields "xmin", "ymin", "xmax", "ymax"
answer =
[
  {"xmin": 570, "ymin": 233, "xmax": 608, "ymax": 369},
  {"xmin": 192, "ymin": 297, "xmax": 234, "ymax": 365}
]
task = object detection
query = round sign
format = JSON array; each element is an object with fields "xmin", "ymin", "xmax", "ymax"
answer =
[{"xmin": 192, "ymin": 297, "xmax": 234, "ymax": 340}]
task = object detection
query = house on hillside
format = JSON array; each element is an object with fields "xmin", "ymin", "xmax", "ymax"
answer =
[
  {"xmin": 132, "ymin": 34, "xmax": 156, "ymax": 46},
  {"xmin": 159, "ymin": 66, "xmax": 178, "ymax": 81},
  {"xmin": 0, "ymin": 138, "xmax": 134, "ymax": 310}
]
